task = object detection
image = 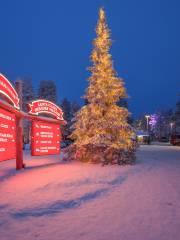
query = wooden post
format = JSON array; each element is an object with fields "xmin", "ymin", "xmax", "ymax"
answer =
[
  {"xmin": 16, "ymin": 116, "xmax": 24, "ymax": 170},
  {"xmin": 15, "ymin": 80, "xmax": 24, "ymax": 170}
]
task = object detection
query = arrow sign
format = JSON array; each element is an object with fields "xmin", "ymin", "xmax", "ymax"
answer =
[
  {"xmin": 0, "ymin": 108, "xmax": 16, "ymax": 161},
  {"xmin": 31, "ymin": 121, "xmax": 61, "ymax": 156}
]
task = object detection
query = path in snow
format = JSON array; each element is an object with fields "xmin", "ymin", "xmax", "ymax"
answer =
[{"xmin": 0, "ymin": 144, "xmax": 180, "ymax": 240}]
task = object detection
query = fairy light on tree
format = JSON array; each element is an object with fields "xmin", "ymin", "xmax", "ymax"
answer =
[{"xmin": 65, "ymin": 8, "xmax": 136, "ymax": 164}]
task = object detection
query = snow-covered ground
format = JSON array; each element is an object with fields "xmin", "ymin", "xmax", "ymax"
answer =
[{"xmin": 0, "ymin": 144, "xmax": 180, "ymax": 240}]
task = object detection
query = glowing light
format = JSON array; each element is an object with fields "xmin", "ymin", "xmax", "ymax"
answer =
[
  {"xmin": 28, "ymin": 99, "xmax": 64, "ymax": 120},
  {"xmin": 0, "ymin": 73, "xmax": 20, "ymax": 109}
]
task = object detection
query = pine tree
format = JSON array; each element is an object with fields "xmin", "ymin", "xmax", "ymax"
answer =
[
  {"xmin": 38, "ymin": 80, "xmax": 57, "ymax": 103},
  {"xmin": 22, "ymin": 77, "xmax": 35, "ymax": 112},
  {"xmin": 21, "ymin": 77, "xmax": 35, "ymax": 145},
  {"xmin": 153, "ymin": 110, "xmax": 174, "ymax": 138},
  {"xmin": 66, "ymin": 8, "xmax": 136, "ymax": 164},
  {"xmin": 61, "ymin": 99, "xmax": 81, "ymax": 141},
  {"xmin": 175, "ymin": 95, "xmax": 180, "ymax": 131},
  {"xmin": 61, "ymin": 98, "xmax": 72, "ymax": 140},
  {"xmin": 61, "ymin": 98, "xmax": 72, "ymax": 122},
  {"xmin": 71, "ymin": 101, "xmax": 80, "ymax": 116}
]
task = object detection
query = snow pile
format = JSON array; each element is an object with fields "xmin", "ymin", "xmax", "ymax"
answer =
[{"xmin": 0, "ymin": 144, "xmax": 180, "ymax": 240}]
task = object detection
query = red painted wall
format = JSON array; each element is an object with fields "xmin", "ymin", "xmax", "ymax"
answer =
[{"xmin": 0, "ymin": 108, "xmax": 16, "ymax": 161}]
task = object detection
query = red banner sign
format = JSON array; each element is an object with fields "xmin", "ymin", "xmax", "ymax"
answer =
[
  {"xmin": 31, "ymin": 121, "xmax": 61, "ymax": 156},
  {"xmin": 29, "ymin": 100, "xmax": 64, "ymax": 120},
  {"xmin": 0, "ymin": 73, "xmax": 20, "ymax": 109},
  {"xmin": 0, "ymin": 108, "xmax": 16, "ymax": 161}
]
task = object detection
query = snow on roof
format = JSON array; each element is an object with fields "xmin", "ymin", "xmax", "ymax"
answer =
[{"xmin": 136, "ymin": 130, "xmax": 149, "ymax": 136}]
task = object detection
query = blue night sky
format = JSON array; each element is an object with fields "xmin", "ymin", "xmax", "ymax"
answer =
[{"xmin": 0, "ymin": 0, "xmax": 180, "ymax": 118}]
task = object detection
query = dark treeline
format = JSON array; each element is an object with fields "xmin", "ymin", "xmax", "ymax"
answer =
[{"xmin": 134, "ymin": 94, "xmax": 180, "ymax": 139}]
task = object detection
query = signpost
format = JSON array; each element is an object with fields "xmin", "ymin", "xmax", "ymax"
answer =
[
  {"xmin": 31, "ymin": 121, "xmax": 61, "ymax": 156},
  {"xmin": 0, "ymin": 73, "xmax": 65, "ymax": 170},
  {"xmin": 0, "ymin": 108, "xmax": 16, "ymax": 161},
  {"xmin": 28, "ymin": 99, "xmax": 64, "ymax": 157}
]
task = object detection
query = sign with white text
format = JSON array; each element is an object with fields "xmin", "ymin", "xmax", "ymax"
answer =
[
  {"xmin": 0, "ymin": 108, "xmax": 16, "ymax": 161},
  {"xmin": 29, "ymin": 100, "xmax": 63, "ymax": 120},
  {"xmin": 31, "ymin": 121, "xmax": 60, "ymax": 156}
]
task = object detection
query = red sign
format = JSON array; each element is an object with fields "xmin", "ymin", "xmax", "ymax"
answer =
[
  {"xmin": 0, "ymin": 108, "xmax": 16, "ymax": 161},
  {"xmin": 31, "ymin": 121, "xmax": 61, "ymax": 156},
  {"xmin": 0, "ymin": 73, "xmax": 20, "ymax": 109},
  {"xmin": 29, "ymin": 100, "xmax": 64, "ymax": 120}
]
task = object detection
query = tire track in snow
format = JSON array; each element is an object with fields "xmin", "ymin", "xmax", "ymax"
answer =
[
  {"xmin": 10, "ymin": 174, "xmax": 128, "ymax": 219},
  {"xmin": 11, "ymin": 188, "xmax": 109, "ymax": 218}
]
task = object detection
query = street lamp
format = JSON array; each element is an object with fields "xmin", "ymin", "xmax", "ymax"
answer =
[
  {"xmin": 145, "ymin": 115, "xmax": 150, "ymax": 132},
  {"xmin": 170, "ymin": 122, "xmax": 174, "ymax": 134}
]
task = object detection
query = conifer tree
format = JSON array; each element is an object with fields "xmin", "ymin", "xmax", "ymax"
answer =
[
  {"xmin": 61, "ymin": 98, "xmax": 72, "ymax": 123},
  {"xmin": 21, "ymin": 77, "xmax": 35, "ymax": 145},
  {"xmin": 61, "ymin": 98, "xmax": 72, "ymax": 140},
  {"xmin": 175, "ymin": 94, "xmax": 180, "ymax": 130},
  {"xmin": 38, "ymin": 80, "xmax": 57, "ymax": 103},
  {"xmin": 61, "ymin": 99, "xmax": 81, "ymax": 141},
  {"xmin": 66, "ymin": 8, "xmax": 136, "ymax": 164},
  {"xmin": 71, "ymin": 101, "xmax": 80, "ymax": 116},
  {"xmin": 22, "ymin": 77, "xmax": 35, "ymax": 112}
]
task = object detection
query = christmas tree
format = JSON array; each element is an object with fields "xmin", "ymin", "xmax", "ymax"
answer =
[{"xmin": 65, "ymin": 8, "xmax": 136, "ymax": 164}]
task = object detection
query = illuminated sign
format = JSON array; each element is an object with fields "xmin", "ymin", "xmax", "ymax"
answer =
[
  {"xmin": 29, "ymin": 100, "xmax": 63, "ymax": 120},
  {"xmin": 0, "ymin": 73, "xmax": 20, "ymax": 109},
  {"xmin": 149, "ymin": 114, "xmax": 158, "ymax": 127},
  {"xmin": 31, "ymin": 121, "xmax": 61, "ymax": 156},
  {"xmin": 0, "ymin": 108, "xmax": 16, "ymax": 161}
]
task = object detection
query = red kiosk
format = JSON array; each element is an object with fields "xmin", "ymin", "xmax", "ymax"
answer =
[
  {"xmin": 0, "ymin": 73, "xmax": 23, "ymax": 168},
  {"xmin": 0, "ymin": 73, "xmax": 65, "ymax": 170}
]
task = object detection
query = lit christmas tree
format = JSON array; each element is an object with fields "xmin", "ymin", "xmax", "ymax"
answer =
[{"xmin": 65, "ymin": 8, "xmax": 136, "ymax": 164}]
